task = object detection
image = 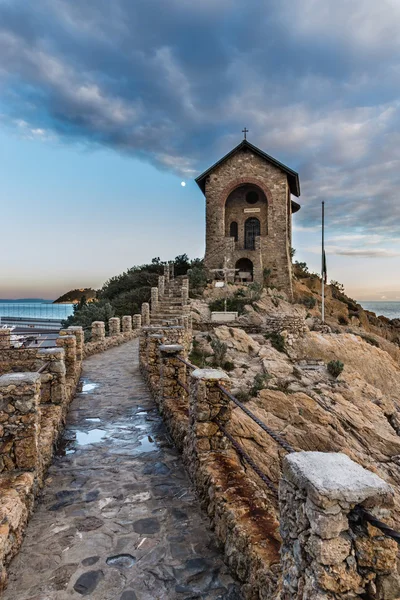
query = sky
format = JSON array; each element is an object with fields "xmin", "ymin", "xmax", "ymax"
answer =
[{"xmin": 0, "ymin": 0, "xmax": 400, "ymax": 301}]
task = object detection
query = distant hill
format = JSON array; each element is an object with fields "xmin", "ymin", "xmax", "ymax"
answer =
[{"xmin": 53, "ymin": 288, "xmax": 97, "ymax": 304}]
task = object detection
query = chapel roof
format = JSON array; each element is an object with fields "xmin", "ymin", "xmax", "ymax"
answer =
[{"xmin": 195, "ymin": 139, "xmax": 301, "ymax": 198}]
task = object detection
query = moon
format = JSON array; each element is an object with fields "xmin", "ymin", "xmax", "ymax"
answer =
[{"xmin": 181, "ymin": 181, "xmax": 186, "ymax": 187}]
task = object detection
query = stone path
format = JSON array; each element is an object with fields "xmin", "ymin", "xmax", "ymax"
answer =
[{"xmin": 3, "ymin": 340, "xmax": 241, "ymax": 600}]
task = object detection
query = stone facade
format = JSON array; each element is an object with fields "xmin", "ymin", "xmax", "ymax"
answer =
[{"xmin": 197, "ymin": 142, "xmax": 300, "ymax": 296}]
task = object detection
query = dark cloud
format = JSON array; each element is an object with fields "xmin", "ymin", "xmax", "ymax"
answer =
[{"xmin": 1, "ymin": 0, "xmax": 400, "ymax": 234}]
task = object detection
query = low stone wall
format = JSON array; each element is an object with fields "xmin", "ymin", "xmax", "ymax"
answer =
[
  {"xmin": 0, "ymin": 317, "xmax": 141, "ymax": 593},
  {"xmin": 264, "ymin": 315, "xmax": 307, "ymax": 341},
  {"xmin": 139, "ymin": 317, "xmax": 399, "ymax": 599}
]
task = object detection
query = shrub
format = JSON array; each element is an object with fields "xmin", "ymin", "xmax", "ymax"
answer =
[
  {"xmin": 263, "ymin": 268, "xmax": 272, "ymax": 285},
  {"xmin": 236, "ymin": 389, "xmax": 251, "ymax": 402},
  {"xmin": 265, "ymin": 332, "xmax": 286, "ymax": 353},
  {"xmin": 210, "ymin": 338, "xmax": 228, "ymax": 367},
  {"xmin": 247, "ymin": 282, "xmax": 263, "ymax": 302},
  {"xmin": 223, "ymin": 361, "xmax": 235, "ymax": 372},
  {"xmin": 189, "ymin": 339, "xmax": 210, "ymax": 368},
  {"xmin": 338, "ymin": 315, "xmax": 349, "ymax": 325},
  {"xmin": 209, "ymin": 297, "xmax": 247, "ymax": 315},
  {"xmin": 359, "ymin": 334, "xmax": 379, "ymax": 348},
  {"xmin": 62, "ymin": 299, "xmax": 115, "ymax": 330},
  {"xmin": 249, "ymin": 373, "xmax": 270, "ymax": 397},
  {"xmin": 301, "ymin": 296, "xmax": 316, "ymax": 309},
  {"xmin": 188, "ymin": 260, "xmax": 209, "ymax": 297},
  {"xmin": 327, "ymin": 360, "xmax": 344, "ymax": 378}
]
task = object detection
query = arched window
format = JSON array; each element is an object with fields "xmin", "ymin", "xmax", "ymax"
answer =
[
  {"xmin": 245, "ymin": 218, "xmax": 260, "ymax": 250},
  {"xmin": 230, "ymin": 221, "xmax": 238, "ymax": 242}
]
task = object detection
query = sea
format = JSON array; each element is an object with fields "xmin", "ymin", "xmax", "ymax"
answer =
[
  {"xmin": 0, "ymin": 300, "xmax": 74, "ymax": 321},
  {"xmin": 357, "ymin": 301, "xmax": 400, "ymax": 320},
  {"xmin": 0, "ymin": 300, "xmax": 399, "ymax": 322}
]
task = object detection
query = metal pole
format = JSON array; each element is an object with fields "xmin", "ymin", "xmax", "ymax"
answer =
[
  {"xmin": 321, "ymin": 201, "xmax": 325, "ymax": 324},
  {"xmin": 224, "ymin": 255, "xmax": 228, "ymax": 312}
]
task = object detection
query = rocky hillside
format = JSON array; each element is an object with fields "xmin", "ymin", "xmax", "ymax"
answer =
[
  {"xmin": 189, "ymin": 279, "xmax": 400, "ymax": 543},
  {"xmin": 53, "ymin": 288, "xmax": 97, "ymax": 304}
]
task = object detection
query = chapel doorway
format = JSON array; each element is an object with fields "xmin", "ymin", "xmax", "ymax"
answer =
[{"xmin": 235, "ymin": 258, "xmax": 254, "ymax": 283}]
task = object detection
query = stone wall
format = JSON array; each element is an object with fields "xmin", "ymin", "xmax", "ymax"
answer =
[
  {"xmin": 0, "ymin": 318, "xmax": 141, "ymax": 593},
  {"xmin": 139, "ymin": 308, "xmax": 400, "ymax": 599},
  {"xmin": 280, "ymin": 452, "xmax": 398, "ymax": 599}
]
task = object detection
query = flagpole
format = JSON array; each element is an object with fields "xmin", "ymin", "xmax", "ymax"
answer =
[{"xmin": 321, "ymin": 201, "xmax": 325, "ymax": 323}]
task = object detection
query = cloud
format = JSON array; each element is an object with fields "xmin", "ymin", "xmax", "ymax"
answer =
[
  {"xmin": 1, "ymin": 0, "xmax": 400, "ymax": 233},
  {"xmin": 306, "ymin": 245, "xmax": 400, "ymax": 258}
]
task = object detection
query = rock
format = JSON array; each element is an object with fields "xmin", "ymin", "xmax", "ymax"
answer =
[
  {"xmin": 133, "ymin": 518, "xmax": 160, "ymax": 534},
  {"xmin": 73, "ymin": 570, "xmax": 103, "ymax": 595}
]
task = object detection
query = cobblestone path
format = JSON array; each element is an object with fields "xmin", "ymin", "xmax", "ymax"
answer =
[{"xmin": 4, "ymin": 340, "xmax": 241, "ymax": 600}]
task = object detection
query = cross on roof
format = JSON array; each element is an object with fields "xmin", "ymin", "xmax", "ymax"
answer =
[{"xmin": 242, "ymin": 127, "xmax": 248, "ymax": 140}]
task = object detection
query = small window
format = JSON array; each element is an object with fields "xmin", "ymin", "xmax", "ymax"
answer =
[
  {"xmin": 246, "ymin": 191, "xmax": 258, "ymax": 204},
  {"xmin": 230, "ymin": 221, "xmax": 238, "ymax": 242}
]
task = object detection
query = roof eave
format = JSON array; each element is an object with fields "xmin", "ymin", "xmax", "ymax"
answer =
[{"xmin": 195, "ymin": 139, "xmax": 300, "ymax": 197}]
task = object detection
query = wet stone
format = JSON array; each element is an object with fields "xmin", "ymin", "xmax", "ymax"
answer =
[
  {"xmin": 133, "ymin": 517, "xmax": 160, "ymax": 534},
  {"xmin": 172, "ymin": 508, "xmax": 188, "ymax": 521},
  {"xmin": 85, "ymin": 489, "xmax": 100, "ymax": 502},
  {"xmin": 120, "ymin": 591, "xmax": 138, "ymax": 600},
  {"xmin": 76, "ymin": 517, "xmax": 103, "ymax": 531},
  {"xmin": 73, "ymin": 570, "xmax": 103, "ymax": 595},
  {"xmin": 143, "ymin": 461, "xmax": 171, "ymax": 476},
  {"xmin": 106, "ymin": 554, "xmax": 136, "ymax": 568},
  {"xmin": 51, "ymin": 564, "xmax": 78, "ymax": 590},
  {"xmin": 82, "ymin": 556, "xmax": 100, "ymax": 566}
]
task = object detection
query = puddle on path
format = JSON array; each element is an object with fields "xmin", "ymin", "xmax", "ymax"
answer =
[
  {"xmin": 76, "ymin": 429, "xmax": 106, "ymax": 446},
  {"xmin": 106, "ymin": 554, "xmax": 136, "ymax": 568},
  {"xmin": 138, "ymin": 434, "xmax": 158, "ymax": 453},
  {"xmin": 81, "ymin": 382, "xmax": 98, "ymax": 394}
]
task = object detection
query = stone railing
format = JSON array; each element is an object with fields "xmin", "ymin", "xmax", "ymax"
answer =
[
  {"xmin": 0, "ymin": 316, "xmax": 141, "ymax": 592},
  {"xmin": 139, "ymin": 321, "xmax": 400, "ymax": 599}
]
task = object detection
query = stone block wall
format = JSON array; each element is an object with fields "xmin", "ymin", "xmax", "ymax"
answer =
[
  {"xmin": 265, "ymin": 315, "xmax": 308, "ymax": 343},
  {"xmin": 0, "ymin": 373, "xmax": 42, "ymax": 475},
  {"xmin": 0, "ymin": 318, "xmax": 142, "ymax": 592},
  {"xmin": 280, "ymin": 452, "xmax": 398, "ymax": 599},
  {"xmin": 139, "ymin": 305, "xmax": 400, "ymax": 600}
]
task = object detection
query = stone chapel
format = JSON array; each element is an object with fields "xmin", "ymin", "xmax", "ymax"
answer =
[{"xmin": 195, "ymin": 137, "xmax": 301, "ymax": 297}]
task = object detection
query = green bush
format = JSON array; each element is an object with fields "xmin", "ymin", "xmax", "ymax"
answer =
[
  {"xmin": 263, "ymin": 268, "xmax": 272, "ymax": 285},
  {"xmin": 327, "ymin": 360, "xmax": 344, "ymax": 378},
  {"xmin": 249, "ymin": 372, "xmax": 270, "ymax": 397},
  {"xmin": 301, "ymin": 296, "xmax": 317, "ymax": 309},
  {"xmin": 223, "ymin": 361, "xmax": 235, "ymax": 372},
  {"xmin": 209, "ymin": 296, "xmax": 248, "ymax": 315},
  {"xmin": 235, "ymin": 389, "xmax": 251, "ymax": 402},
  {"xmin": 359, "ymin": 334, "xmax": 379, "ymax": 348},
  {"xmin": 265, "ymin": 332, "xmax": 286, "ymax": 353},
  {"xmin": 188, "ymin": 260, "xmax": 209, "ymax": 297},
  {"xmin": 189, "ymin": 339, "xmax": 211, "ymax": 368},
  {"xmin": 62, "ymin": 299, "xmax": 115, "ymax": 331}
]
